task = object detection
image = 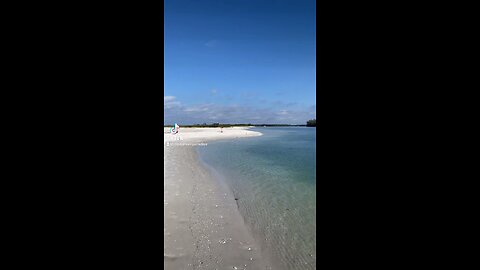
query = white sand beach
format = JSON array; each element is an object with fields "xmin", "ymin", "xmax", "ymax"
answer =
[
  {"xmin": 164, "ymin": 127, "xmax": 271, "ymax": 269},
  {"xmin": 164, "ymin": 126, "xmax": 262, "ymax": 144}
]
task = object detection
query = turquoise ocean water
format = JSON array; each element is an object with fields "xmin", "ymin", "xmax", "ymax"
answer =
[{"xmin": 197, "ymin": 127, "xmax": 316, "ymax": 269}]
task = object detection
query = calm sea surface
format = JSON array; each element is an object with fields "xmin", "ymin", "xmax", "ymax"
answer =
[{"xmin": 197, "ymin": 127, "xmax": 316, "ymax": 269}]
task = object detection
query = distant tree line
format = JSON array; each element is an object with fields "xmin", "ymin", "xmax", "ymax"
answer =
[{"xmin": 306, "ymin": 119, "xmax": 316, "ymax": 127}]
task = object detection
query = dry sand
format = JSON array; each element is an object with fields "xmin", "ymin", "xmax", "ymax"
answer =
[
  {"xmin": 164, "ymin": 126, "xmax": 261, "ymax": 144},
  {"xmin": 164, "ymin": 127, "xmax": 272, "ymax": 270}
]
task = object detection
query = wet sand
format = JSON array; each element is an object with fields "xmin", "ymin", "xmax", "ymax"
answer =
[{"xmin": 164, "ymin": 127, "xmax": 272, "ymax": 270}]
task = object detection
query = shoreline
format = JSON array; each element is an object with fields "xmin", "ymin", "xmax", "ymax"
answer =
[
  {"xmin": 164, "ymin": 126, "xmax": 262, "ymax": 144},
  {"xmin": 164, "ymin": 127, "xmax": 271, "ymax": 269}
]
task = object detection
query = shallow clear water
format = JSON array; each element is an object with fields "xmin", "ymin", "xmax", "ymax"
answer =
[{"xmin": 197, "ymin": 127, "xmax": 316, "ymax": 269}]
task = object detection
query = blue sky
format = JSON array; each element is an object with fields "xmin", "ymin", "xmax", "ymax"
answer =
[{"xmin": 164, "ymin": 0, "xmax": 316, "ymax": 125}]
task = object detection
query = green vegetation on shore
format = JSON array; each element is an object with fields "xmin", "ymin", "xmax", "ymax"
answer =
[{"xmin": 306, "ymin": 119, "xmax": 316, "ymax": 127}]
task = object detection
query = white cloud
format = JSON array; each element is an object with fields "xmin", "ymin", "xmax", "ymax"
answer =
[
  {"xmin": 205, "ymin": 40, "xmax": 218, "ymax": 47},
  {"xmin": 164, "ymin": 96, "xmax": 180, "ymax": 109},
  {"xmin": 164, "ymin": 96, "xmax": 176, "ymax": 102},
  {"xmin": 164, "ymin": 96, "xmax": 316, "ymax": 125}
]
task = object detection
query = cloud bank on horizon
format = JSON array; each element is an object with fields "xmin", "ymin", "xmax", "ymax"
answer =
[{"xmin": 164, "ymin": 95, "xmax": 316, "ymax": 125}]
